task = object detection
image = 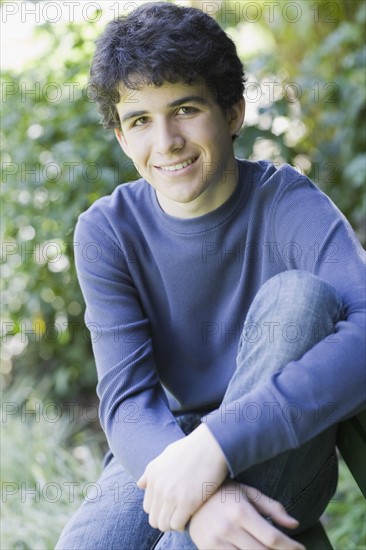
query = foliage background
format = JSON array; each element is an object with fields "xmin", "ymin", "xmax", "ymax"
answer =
[{"xmin": 1, "ymin": 0, "xmax": 365, "ymax": 548}]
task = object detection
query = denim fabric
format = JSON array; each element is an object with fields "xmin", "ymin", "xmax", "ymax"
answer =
[
  {"xmin": 224, "ymin": 270, "xmax": 342, "ymax": 530},
  {"xmin": 56, "ymin": 271, "xmax": 343, "ymax": 549},
  {"xmin": 55, "ymin": 456, "xmax": 160, "ymax": 550}
]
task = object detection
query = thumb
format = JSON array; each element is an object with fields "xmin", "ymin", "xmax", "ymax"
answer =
[{"xmin": 137, "ymin": 473, "xmax": 147, "ymax": 489}]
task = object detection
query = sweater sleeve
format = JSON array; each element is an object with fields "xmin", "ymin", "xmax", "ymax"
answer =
[
  {"xmin": 74, "ymin": 214, "xmax": 185, "ymax": 480},
  {"xmin": 205, "ymin": 169, "xmax": 366, "ymax": 477}
]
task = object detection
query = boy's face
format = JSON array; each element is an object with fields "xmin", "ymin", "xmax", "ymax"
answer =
[{"xmin": 115, "ymin": 80, "xmax": 244, "ymax": 218}]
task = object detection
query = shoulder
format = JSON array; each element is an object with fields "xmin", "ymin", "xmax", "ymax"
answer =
[
  {"xmin": 75, "ymin": 177, "xmax": 150, "ymax": 243},
  {"xmin": 237, "ymin": 158, "xmax": 304, "ymax": 193},
  {"xmin": 240, "ymin": 159, "xmax": 337, "ymax": 208},
  {"xmin": 80, "ymin": 177, "xmax": 148, "ymax": 224},
  {"xmin": 239, "ymin": 159, "xmax": 354, "ymax": 241}
]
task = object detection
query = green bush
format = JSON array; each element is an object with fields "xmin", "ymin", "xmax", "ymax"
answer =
[
  {"xmin": 233, "ymin": 0, "xmax": 366, "ymax": 242},
  {"xmin": 1, "ymin": 379, "xmax": 104, "ymax": 549},
  {"xmin": 1, "ymin": 0, "xmax": 364, "ymax": 401},
  {"xmin": 324, "ymin": 458, "xmax": 366, "ymax": 549},
  {"xmin": 1, "ymin": 17, "xmax": 138, "ymax": 399}
]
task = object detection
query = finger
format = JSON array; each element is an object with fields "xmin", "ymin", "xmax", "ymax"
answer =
[
  {"xmin": 147, "ymin": 484, "xmax": 172, "ymax": 530},
  {"xmin": 169, "ymin": 506, "xmax": 190, "ymax": 532},
  {"xmin": 146, "ymin": 493, "xmax": 160, "ymax": 529},
  {"xmin": 155, "ymin": 502, "xmax": 178, "ymax": 532},
  {"xmin": 217, "ymin": 524, "xmax": 267, "ymax": 550},
  {"xmin": 257, "ymin": 524, "xmax": 305, "ymax": 550},
  {"xmin": 244, "ymin": 486, "xmax": 299, "ymax": 530},
  {"xmin": 240, "ymin": 508, "xmax": 305, "ymax": 550},
  {"xmin": 229, "ymin": 532, "xmax": 267, "ymax": 550},
  {"xmin": 136, "ymin": 473, "xmax": 147, "ymax": 489},
  {"xmin": 142, "ymin": 481, "xmax": 153, "ymax": 514},
  {"xmin": 212, "ymin": 543, "xmax": 237, "ymax": 550}
]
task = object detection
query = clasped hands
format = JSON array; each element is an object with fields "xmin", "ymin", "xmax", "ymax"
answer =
[{"xmin": 137, "ymin": 424, "xmax": 305, "ymax": 549}]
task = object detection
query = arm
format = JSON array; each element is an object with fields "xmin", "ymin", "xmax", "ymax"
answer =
[
  {"xmin": 188, "ymin": 480, "xmax": 305, "ymax": 550},
  {"xmin": 137, "ymin": 423, "xmax": 228, "ymax": 531},
  {"xmin": 205, "ymin": 169, "xmax": 366, "ymax": 477},
  {"xmin": 137, "ymin": 422, "xmax": 304, "ymax": 546},
  {"xmin": 139, "ymin": 168, "xmax": 366, "ymax": 527},
  {"xmin": 74, "ymin": 213, "xmax": 185, "ymax": 480}
]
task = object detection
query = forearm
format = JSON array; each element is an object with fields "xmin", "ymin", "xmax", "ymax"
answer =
[
  {"xmin": 100, "ymin": 377, "xmax": 187, "ymax": 478},
  {"xmin": 188, "ymin": 480, "xmax": 305, "ymax": 550},
  {"xmin": 137, "ymin": 423, "xmax": 229, "ymax": 531},
  {"xmin": 205, "ymin": 310, "xmax": 366, "ymax": 478}
]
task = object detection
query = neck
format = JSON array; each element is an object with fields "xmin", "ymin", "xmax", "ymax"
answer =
[{"xmin": 157, "ymin": 157, "xmax": 238, "ymax": 219}]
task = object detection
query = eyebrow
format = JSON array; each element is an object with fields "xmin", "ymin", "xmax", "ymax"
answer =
[{"xmin": 120, "ymin": 95, "xmax": 208, "ymax": 124}]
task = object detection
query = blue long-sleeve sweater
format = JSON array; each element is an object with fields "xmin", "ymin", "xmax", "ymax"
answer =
[{"xmin": 74, "ymin": 159, "xmax": 366, "ymax": 479}]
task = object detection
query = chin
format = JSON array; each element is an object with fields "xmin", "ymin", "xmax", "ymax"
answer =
[{"xmin": 174, "ymin": 193, "xmax": 202, "ymax": 204}]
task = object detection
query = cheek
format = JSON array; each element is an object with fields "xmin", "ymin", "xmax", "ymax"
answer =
[
  {"xmin": 124, "ymin": 140, "xmax": 147, "ymax": 163},
  {"xmin": 196, "ymin": 120, "xmax": 225, "ymax": 146}
]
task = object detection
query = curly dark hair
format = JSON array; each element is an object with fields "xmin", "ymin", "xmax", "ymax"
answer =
[{"xmin": 89, "ymin": 2, "xmax": 245, "ymax": 129}]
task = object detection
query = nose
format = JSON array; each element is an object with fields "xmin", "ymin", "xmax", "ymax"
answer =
[{"xmin": 155, "ymin": 118, "xmax": 185, "ymax": 155}]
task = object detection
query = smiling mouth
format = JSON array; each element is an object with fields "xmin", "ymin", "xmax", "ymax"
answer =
[{"xmin": 157, "ymin": 157, "xmax": 198, "ymax": 172}]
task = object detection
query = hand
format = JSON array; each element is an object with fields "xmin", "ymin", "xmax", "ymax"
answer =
[
  {"xmin": 137, "ymin": 423, "xmax": 228, "ymax": 531},
  {"xmin": 188, "ymin": 481, "xmax": 306, "ymax": 550}
]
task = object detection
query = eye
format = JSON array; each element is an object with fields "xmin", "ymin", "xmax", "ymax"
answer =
[
  {"xmin": 177, "ymin": 106, "xmax": 198, "ymax": 116},
  {"xmin": 132, "ymin": 116, "xmax": 149, "ymax": 127}
]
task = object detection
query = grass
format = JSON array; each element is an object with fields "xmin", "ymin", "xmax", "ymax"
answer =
[
  {"xmin": 1, "ymin": 381, "xmax": 104, "ymax": 549},
  {"xmin": 1, "ymin": 381, "xmax": 365, "ymax": 549},
  {"xmin": 323, "ymin": 457, "xmax": 366, "ymax": 549}
]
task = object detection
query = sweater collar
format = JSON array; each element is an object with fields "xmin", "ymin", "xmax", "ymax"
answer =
[{"xmin": 147, "ymin": 159, "xmax": 251, "ymax": 234}]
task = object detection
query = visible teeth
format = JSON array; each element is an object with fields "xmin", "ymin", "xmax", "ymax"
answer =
[{"xmin": 160, "ymin": 158, "xmax": 195, "ymax": 171}]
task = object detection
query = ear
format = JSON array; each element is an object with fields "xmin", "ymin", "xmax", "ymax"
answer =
[
  {"xmin": 227, "ymin": 98, "xmax": 245, "ymax": 136},
  {"xmin": 114, "ymin": 128, "xmax": 131, "ymax": 158}
]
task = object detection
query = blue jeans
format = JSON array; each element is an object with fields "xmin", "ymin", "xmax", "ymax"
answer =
[{"xmin": 56, "ymin": 271, "xmax": 343, "ymax": 549}]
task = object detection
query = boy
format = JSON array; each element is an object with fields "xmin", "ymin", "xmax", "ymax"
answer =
[{"xmin": 56, "ymin": 2, "xmax": 365, "ymax": 549}]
